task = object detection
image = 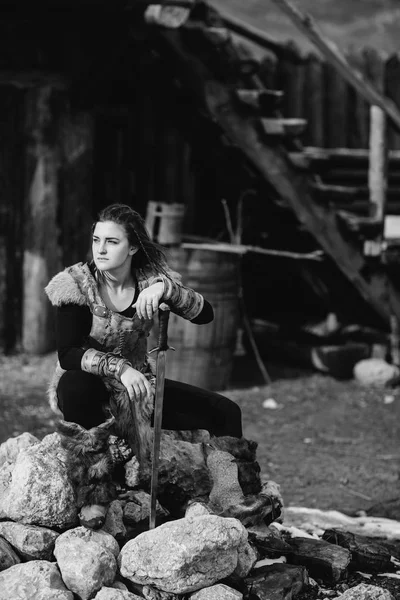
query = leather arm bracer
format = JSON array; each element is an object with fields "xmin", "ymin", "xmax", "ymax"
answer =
[
  {"xmin": 81, "ymin": 348, "xmax": 131, "ymax": 381},
  {"xmin": 151, "ymin": 276, "xmax": 204, "ymax": 321}
]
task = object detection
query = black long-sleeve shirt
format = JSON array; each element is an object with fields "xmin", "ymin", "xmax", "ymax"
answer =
[{"xmin": 56, "ymin": 298, "xmax": 214, "ymax": 371}]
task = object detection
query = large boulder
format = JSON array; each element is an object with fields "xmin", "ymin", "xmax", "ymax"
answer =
[
  {"xmin": 54, "ymin": 529, "xmax": 117, "ymax": 600},
  {"xmin": 0, "ymin": 521, "xmax": 58, "ymax": 561},
  {"xmin": 0, "ymin": 433, "xmax": 40, "ymax": 519},
  {"xmin": 0, "ymin": 560, "xmax": 74, "ymax": 600},
  {"xmin": 119, "ymin": 514, "xmax": 248, "ymax": 594},
  {"xmin": 2, "ymin": 433, "xmax": 77, "ymax": 529},
  {"xmin": 0, "ymin": 537, "xmax": 21, "ymax": 572},
  {"xmin": 0, "ymin": 432, "xmax": 39, "ymax": 468},
  {"xmin": 56, "ymin": 526, "xmax": 120, "ymax": 558},
  {"xmin": 336, "ymin": 584, "xmax": 394, "ymax": 600},
  {"xmin": 190, "ymin": 584, "xmax": 243, "ymax": 600}
]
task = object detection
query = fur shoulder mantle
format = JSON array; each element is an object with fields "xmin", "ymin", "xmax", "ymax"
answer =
[{"xmin": 45, "ymin": 262, "xmax": 93, "ymax": 307}]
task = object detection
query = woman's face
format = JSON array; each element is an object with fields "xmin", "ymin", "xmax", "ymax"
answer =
[{"xmin": 92, "ymin": 220, "xmax": 137, "ymax": 272}]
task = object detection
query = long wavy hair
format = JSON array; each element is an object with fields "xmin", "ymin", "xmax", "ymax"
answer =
[{"xmin": 91, "ymin": 203, "xmax": 168, "ymax": 276}]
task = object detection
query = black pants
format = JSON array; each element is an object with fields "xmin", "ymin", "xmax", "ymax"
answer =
[{"xmin": 56, "ymin": 370, "xmax": 242, "ymax": 438}]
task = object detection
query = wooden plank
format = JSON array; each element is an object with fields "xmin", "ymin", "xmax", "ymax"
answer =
[
  {"xmin": 270, "ymin": 0, "xmax": 400, "ymax": 134},
  {"xmin": 22, "ymin": 86, "xmax": 61, "ymax": 354},
  {"xmin": 304, "ymin": 147, "xmax": 400, "ymax": 163},
  {"xmin": 385, "ymin": 54, "xmax": 400, "ymax": 150}
]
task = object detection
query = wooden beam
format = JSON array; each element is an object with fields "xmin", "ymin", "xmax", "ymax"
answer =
[
  {"xmin": 220, "ymin": 11, "xmax": 302, "ymax": 61},
  {"xmin": 270, "ymin": 0, "xmax": 400, "ymax": 134}
]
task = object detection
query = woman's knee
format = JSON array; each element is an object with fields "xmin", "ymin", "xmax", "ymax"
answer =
[{"xmin": 57, "ymin": 370, "xmax": 108, "ymax": 427}]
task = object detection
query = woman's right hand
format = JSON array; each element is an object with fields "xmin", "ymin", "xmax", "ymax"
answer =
[{"xmin": 120, "ymin": 366, "xmax": 153, "ymax": 402}]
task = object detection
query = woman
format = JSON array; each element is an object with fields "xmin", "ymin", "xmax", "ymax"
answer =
[{"xmin": 45, "ymin": 203, "xmax": 242, "ymax": 526}]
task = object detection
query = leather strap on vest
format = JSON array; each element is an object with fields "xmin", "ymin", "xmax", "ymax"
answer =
[{"xmin": 81, "ymin": 348, "xmax": 130, "ymax": 381}]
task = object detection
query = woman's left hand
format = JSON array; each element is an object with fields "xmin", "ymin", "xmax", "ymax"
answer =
[{"xmin": 134, "ymin": 282, "xmax": 164, "ymax": 320}]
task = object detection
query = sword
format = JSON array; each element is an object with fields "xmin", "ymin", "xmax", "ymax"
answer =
[{"xmin": 148, "ymin": 303, "xmax": 173, "ymax": 529}]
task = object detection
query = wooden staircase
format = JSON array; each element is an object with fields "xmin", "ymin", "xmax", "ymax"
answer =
[{"xmin": 153, "ymin": 4, "xmax": 400, "ymax": 328}]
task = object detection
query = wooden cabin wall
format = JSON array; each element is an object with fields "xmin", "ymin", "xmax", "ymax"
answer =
[
  {"xmin": 0, "ymin": 73, "xmax": 235, "ymax": 353},
  {"xmin": 273, "ymin": 47, "xmax": 400, "ymax": 149}
]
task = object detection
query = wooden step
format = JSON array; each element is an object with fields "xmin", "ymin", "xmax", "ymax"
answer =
[
  {"xmin": 235, "ymin": 88, "xmax": 283, "ymax": 115},
  {"xmin": 304, "ymin": 146, "xmax": 400, "ymax": 167},
  {"xmin": 288, "ymin": 152, "xmax": 311, "ymax": 170},
  {"xmin": 336, "ymin": 211, "xmax": 382, "ymax": 237},
  {"xmin": 322, "ymin": 169, "xmax": 400, "ymax": 185},
  {"xmin": 259, "ymin": 118, "xmax": 307, "ymax": 137},
  {"xmin": 311, "ymin": 182, "xmax": 400, "ymax": 201},
  {"xmin": 335, "ymin": 201, "xmax": 400, "ymax": 216}
]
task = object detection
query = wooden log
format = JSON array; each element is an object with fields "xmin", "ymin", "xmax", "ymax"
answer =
[
  {"xmin": 346, "ymin": 50, "xmax": 370, "ymax": 148},
  {"xmin": 58, "ymin": 109, "xmax": 94, "ymax": 266},
  {"xmin": 247, "ymin": 523, "xmax": 293, "ymax": 559},
  {"xmin": 0, "ymin": 87, "xmax": 25, "ymax": 352},
  {"xmin": 282, "ymin": 506, "xmax": 400, "ymax": 540},
  {"xmin": 325, "ymin": 62, "xmax": 350, "ymax": 148},
  {"xmin": 305, "ymin": 54, "xmax": 324, "ymax": 147},
  {"xmin": 22, "ymin": 86, "xmax": 62, "ymax": 354},
  {"xmin": 385, "ymin": 54, "xmax": 400, "ymax": 150},
  {"xmin": 258, "ymin": 50, "xmax": 279, "ymax": 90},
  {"xmin": 287, "ymin": 537, "xmax": 352, "ymax": 583},
  {"xmin": 322, "ymin": 529, "xmax": 393, "ymax": 574},
  {"xmin": 245, "ymin": 563, "xmax": 309, "ymax": 600},
  {"xmin": 279, "ymin": 49, "xmax": 306, "ymax": 119}
]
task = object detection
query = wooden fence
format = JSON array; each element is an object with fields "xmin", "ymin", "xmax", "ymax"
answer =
[{"xmin": 258, "ymin": 44, "xmax": 400, "ymax": 149}]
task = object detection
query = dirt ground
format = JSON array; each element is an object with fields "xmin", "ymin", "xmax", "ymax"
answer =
[{"xmin": 1, "ymin": 352, "xmax": 399, "ymax": 517}]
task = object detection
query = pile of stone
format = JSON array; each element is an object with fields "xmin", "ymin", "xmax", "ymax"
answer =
[{"xmin": 0, "ymin": 430, "xmax": 398, "ymax": 600}]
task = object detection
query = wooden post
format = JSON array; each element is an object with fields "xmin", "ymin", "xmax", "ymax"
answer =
[
  {"xmin": 365, "ymin": 48, "xmax": 387, "ymax": 257},
  {"xmin": 22, "ymin": 86, "xmax": 61, "ymax": 354}
]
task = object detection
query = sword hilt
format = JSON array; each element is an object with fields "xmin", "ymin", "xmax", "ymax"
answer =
[
  {"xmin": 157, "ymin": 303, "xmax": 170, "ymax": 352},
  {"xmin": 149, "ymin": 303, "xmax": 175, "ymax": 355}
]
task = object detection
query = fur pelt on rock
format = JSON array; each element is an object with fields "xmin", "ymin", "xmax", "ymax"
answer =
[{"xmin": 57, "ymin": 418, "xmax": 119, "ymax": 508}]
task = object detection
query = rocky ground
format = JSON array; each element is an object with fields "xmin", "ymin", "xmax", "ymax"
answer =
[{"xmin": 1, "ymin": 351, "xmax": 399, "ymax": 518}]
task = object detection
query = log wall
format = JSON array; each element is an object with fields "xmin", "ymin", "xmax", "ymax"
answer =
[{"xmin": 269, "ymin": 47, "xmax": 400, "ymax": 149}]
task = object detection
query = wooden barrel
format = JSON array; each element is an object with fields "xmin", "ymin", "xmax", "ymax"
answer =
[
  {"xmin": 149, "ymin": 247, "xmax": 240, "ymax": 390},
  {"xmin": 145, "ymin": 202, "xmax": 185, "ymax": 246}
]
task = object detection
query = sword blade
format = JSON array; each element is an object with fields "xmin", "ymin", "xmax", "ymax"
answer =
[{"xmin": 149, "ymin": 350, "xmax": 167, "ymax": 529}]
